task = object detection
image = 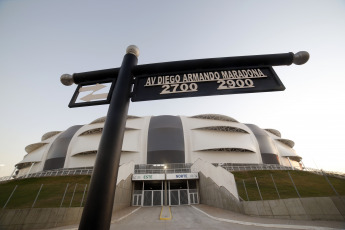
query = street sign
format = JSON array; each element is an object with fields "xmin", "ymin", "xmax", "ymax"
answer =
[
  {"xmin": 131, "ymin": 66, "xmax": 284, "ymax": 102},
  {"xmin": 61, "ymin": 47, "xmax": 309, "ymax": 230}
]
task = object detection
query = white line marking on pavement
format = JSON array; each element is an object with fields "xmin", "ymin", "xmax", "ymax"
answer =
[
  {"xmin": 111, "ymin": 207, "xmax": 141, "ymax": 223},
  {"xmin": 60, "ymin": 207, "xmax": 142, "ymax": 229}
]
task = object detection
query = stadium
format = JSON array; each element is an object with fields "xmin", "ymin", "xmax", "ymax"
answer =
[{"xmin": 15, "ymin": 114, "xmax": 302, "ymax": 207}]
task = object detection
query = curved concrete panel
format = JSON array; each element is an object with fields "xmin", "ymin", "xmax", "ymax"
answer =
[
  {"xmin": 245, "ymin": 124, "xmax": 280, "ymax": 164},
  {"xmin": 147, "ymin": 116, "xmax": 185, "ymax": 164},
  {"xmin": 192, "ymin": 130, "xmax": 257, "ymax": 153},
  {"xmin": 43, "ymin": 125, "xmax": 82, "ymax": 170}
]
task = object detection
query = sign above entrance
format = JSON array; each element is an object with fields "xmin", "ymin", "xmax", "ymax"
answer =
[
  {"xmin": 132, "ymin": 174, "xmax": 165, "ymax": 181},
  {"xmin": 166, "ymin": 173, "xmax": 199, "ymax": 180},
  {"xmin": 132, "ymin": 173, "xmax": 199, "ymax": 180},
  {"xmin": 131, "ymin": 66, "xmax": 284, "ymax": 102}
]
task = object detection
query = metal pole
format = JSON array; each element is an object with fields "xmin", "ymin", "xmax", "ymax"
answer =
[
  {"xmin": 80, "ymin": 184, "xmax": 88, "ymax": 207},
  {"xmin": 187, "ymin": 179, "xmax": 190, "ymax": 205},
  {"xmin": 164, "ymin": 171, "xmax": 167, "ymax": 206},
  {"xmin": 2, "ymin": 185, "xmax": 18, "ymax": 209},
  {"xmin": 60, "ymin": 183, "xmax": 69, "ymax": 207},
  {"xmin": 78, "ymin": 46, "xmax": 139, "ymax": 230},
  {"xmin": 254, "ymin": 177, "xmax": 263, "ymax": 201},
  {"xmin": 242, "ymin": 180, "xmax": 249, "ymax": 201},
  {"xmin": 301, "ymin": 161, "xmax": 306, "ymax": 169},
  {"xmin": 32, "ymin": 184, "xmax": 43, "ymax": 208},
  {"xmin": 287, "ymin": 157, "xmax": 294, "ymax": 170},
  {"xmin": 70, "ymin": 184, "xmax": 78, "ymax": 207},
  {"xmin": 321, "ymin": 170, "xmax": 340, "ymax": 196},
  {"xmin": 26, "ymin": 162, "xmax": 35, "ymax": 178},
  {"xmin": 288, "ymin": 172, "xmax": 301, "ymax": 198},
  {"xmin": 10, "ymin": 166, "xmax": 17, "ymax": 179},
  {"xmin": 65, "ymin": 51, "xmax": 309, "ymax": 85},
  {"xmin": 270, "ymin": 174, "xmax": 280, "ymax": 199},
  {"xmin": 142, "ymin": 181, "xmax": 144, "ymax": 206},
  {"xmin": 55, "ymin": 183, "xmax": 70, "ymax": 227}
]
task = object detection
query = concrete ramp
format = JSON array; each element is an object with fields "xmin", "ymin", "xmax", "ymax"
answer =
[{"xmin": 109, "ymin": 205, "xmax": 345, "ymax": 230}]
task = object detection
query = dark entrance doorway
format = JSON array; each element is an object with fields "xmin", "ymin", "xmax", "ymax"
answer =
[{"xmin": 132, "ymin": 179, "xmax": 198, "ymax": 206}]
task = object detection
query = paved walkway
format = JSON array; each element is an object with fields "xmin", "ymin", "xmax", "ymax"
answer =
[
  {"xmin": 193, "ymin": 204, "xmax": 345, "ymax": 229},
  {"xmin": 52, "ymin": 205, "xmax": 345, "ymax": 230}
]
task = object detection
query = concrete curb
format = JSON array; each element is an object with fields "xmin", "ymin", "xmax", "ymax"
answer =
[
  {"xmin": 191, "ymin": 206, "xmax": 339, "ymax": 230},
  {"xmin": 49, "ymin": 207, "xmax": 142, "ymax": 229},
  {"xmin": 160, "ymin": 206, "xmax": 172, "ymax": 220}
]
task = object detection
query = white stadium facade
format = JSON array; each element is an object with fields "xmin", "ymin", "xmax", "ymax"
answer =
[{"xmin": 15, "ymin": 114, "xmax": 302, "ymax": 208}]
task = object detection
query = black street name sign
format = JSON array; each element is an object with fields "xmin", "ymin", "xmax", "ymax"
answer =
[{"xmin": 131, "ymin": 66, "xmax": 285, "ymax": 102}]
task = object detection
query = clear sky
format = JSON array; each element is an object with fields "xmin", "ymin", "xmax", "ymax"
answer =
[{"xmin": 1, "ymin": 0, "xmax": 345, "ymax": 177}]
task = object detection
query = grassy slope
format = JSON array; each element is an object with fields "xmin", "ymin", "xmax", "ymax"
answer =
[
  {"xmin": 0, "ymin": 171, "xmax": 344, "ymax": 208},
  {"xmin": 0, "ymin": 175, "xmax": 91, "ymax": 209},
  {"xmin": 233, "ymin": 170, "xmax": 345, "ymax": 201}
]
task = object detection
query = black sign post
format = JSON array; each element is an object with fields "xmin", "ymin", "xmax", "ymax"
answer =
[
  {"xmin": 60, "ymin": 47, "xmax": 309, "ymax": 230},
  {"xmin": 77, "ymin": 46, "xmax": 138, "ymax": 230}
]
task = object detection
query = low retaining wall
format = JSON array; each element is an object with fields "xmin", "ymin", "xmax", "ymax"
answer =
[
  {"xmin": 113, "ymin": 172, "xmax": 133, "ymax": 212},
  {"xmin": 0, "ymin": 207, "xmax": 83, "ymax": 229},
  {"xmin": 193, "ymin": 159, "xmax": 243, "ymax": 213},
  {"xmin": 243, "ymin": 196, "xmax": 345, "ymax": 221},
  {"xmin": 0, "ymin": 174, "xmax": 133, "ymax": 229},
  {"xmin": 199, "ymin": 173, "xmax": 243, "ymax": 213}
]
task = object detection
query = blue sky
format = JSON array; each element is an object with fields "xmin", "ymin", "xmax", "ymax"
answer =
[{"xmin": 1, "ymin": 0, "xmax": 345, "ymax": 176}]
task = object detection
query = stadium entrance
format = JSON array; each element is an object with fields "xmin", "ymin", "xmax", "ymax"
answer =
[{"xmin": 132, "ymin": 173, "xmax": 199, "ymax": 206}]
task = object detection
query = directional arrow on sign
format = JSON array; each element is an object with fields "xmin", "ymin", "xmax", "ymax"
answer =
[
  {"xmin": 79, "ymin": 83, "xmax": 109, "ymax": 102},
  {"xmin": 79, "ymin": 83, "xmax": 106, "ymax": 92},
  {"xmin": 68, "ymin": 80, "xmax": 115, "ymax": 108}
]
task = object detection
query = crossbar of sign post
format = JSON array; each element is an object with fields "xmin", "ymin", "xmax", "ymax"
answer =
[
  {"xmin": 131, "ymin": 66, "xmax": 285, "ymax": 102},
  {"xmin": 68, "ymin": 66, "xmax": 285, "ymax": 107}
]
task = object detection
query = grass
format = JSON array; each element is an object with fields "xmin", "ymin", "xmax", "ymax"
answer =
[
  {"xmin": 0, "ymin": 175, "xmax": 90, "ymax": 209},
  {"xmin": 1, "ymin": 170, "xmax": 344, "ymax": 208},
  {"xmin": 233, "ymin": 170, "xmax": 345, "ymax": 201}
]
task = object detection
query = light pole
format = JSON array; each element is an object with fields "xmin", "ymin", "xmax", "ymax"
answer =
[{"xmin": 164, "ymin": 165, "xmax": 167, "ymax": 206}]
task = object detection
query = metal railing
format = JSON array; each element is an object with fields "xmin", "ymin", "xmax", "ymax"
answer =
[
  {"xmin": 221, "ymin": 164, "xmax": 293, "ymax": 172},
  {"xmin": 302, "ymin": 167, "xmax": 345, "ymax": 179},
  {"xmin": 134, "ymin": 163, "xmax": 193, "ymax": 174},
  {"xmin": 134, "ymin": 168, "xmax": 193, "ymax": 174},
  {"xmin": 1, "ymin": 163, "xmax": 344, "ymax": 182},
  {"xmin": 20, "ymin": 168, "xmax": 93, "ymax": 179},
  {"xmin": 0, "ymin": 176, "xmax": 12, "ymax": 182},
  {"xmin": 220, "ymin": 164, "xmax": 345, "ymax": 179},
  {"xmin": 0, "ymin": 167, "xmax": 93, "ymax": 183}
]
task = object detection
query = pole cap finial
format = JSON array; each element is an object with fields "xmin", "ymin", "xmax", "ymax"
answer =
[
  {"xmin": 60, "ymin": 74, "xmax": 74, "ymax": 86},
  {"xmin": 293, "ymin": 51, "xmax": 310, "ymax": 65},
  {"xmin": 126, "ymin": 45, "xmax": 140, "ymax": 57}
]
